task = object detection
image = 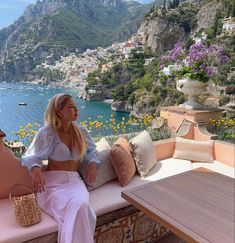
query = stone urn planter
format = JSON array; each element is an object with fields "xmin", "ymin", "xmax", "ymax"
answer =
[{"xmin": 176, "ymin": 77, "xmax": 206, "ymax": 110}]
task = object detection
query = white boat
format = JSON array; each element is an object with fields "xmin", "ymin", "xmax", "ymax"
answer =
[{"xmin": 18, "ymin": 102, "xmax": 27, "ymax": 106}]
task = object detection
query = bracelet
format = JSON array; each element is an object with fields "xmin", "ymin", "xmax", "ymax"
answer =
[
  {"xmin": 30, "ymin": 165, "xmax": 40, "ymax": 173},
  {"xmin": 88, "ymin": 161, "xmax": 96, "ymax": 165}
]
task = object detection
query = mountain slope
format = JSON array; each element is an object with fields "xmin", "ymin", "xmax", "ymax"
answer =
[{"xmin": 0, "ymin": 0, "xmax": 151, "ymax": 82}]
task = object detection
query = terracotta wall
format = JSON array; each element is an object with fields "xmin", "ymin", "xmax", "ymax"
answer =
[
  {"xmin": 153, "ymin": 136, "xmax": 235, "ymax": 168},
  {"xmin": 154, "ymin": 138, "xmax": 175, "ymax": 161},
  {"xmin": 214, "ymin": 141, "xmax": 235, "ymax": 167},
  {"xmin": 160, "ymin": 106, "xmax": 222, "ymax": 133},
  {"xmin": 0, "ymin": 143, "xmax": 32, "ymax": 199}
]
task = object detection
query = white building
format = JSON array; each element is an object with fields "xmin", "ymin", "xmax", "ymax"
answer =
[
  {"xmin": 193, "ymin": 32, "xmax": 207, "ymax": 44},
  {"xmin": 162, "ymin": 64, "xmax": 181, "ymax": 76},
  {"xmin": 222, "ymin": 17, "xmax": 235, "ymax": 35}
]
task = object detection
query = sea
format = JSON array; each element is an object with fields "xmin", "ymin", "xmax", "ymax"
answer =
[{"xmin": 0, "ymin": 82, "xmax": 130, "ymax": 141}]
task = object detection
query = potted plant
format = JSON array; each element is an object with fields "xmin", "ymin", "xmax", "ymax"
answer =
[{"xmin": 160, "ymin": 42, "xmax": 230, "ymax": 109}]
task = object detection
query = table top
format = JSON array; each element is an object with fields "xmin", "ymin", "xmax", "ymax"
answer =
[{"xmin": 122, "ymin": 169, "xmax": 235, "ymax": 243}]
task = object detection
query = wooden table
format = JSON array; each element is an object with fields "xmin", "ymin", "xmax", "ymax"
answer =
[{"xmin": 122, "ymin": 169, "xmax": 235, "ymax": 243}]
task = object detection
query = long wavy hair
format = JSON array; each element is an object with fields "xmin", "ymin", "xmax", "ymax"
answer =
[{"xmin": 44, "ymin": 93, "xmax": 86, "ymax": 157}]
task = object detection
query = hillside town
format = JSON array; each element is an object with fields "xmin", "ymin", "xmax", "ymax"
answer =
[{"xmin": 36, "ymin": 31, "xmax": 146, "ymax": 94}]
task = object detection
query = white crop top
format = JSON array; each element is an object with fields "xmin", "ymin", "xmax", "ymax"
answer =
[{"xmin": 21, "ymin": 124, "xmax": 100, "ymax": 171}]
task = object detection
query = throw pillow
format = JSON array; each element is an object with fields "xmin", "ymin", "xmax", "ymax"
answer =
[
  {"xmin": 173, "ymin": 137, "xmax": 214, "ymax": 162},
  {"xmin": 79, "ymin": 137, "xmax": 117, "ymax": 191},
  {"xmin": 130, "ymin": 130, "xmax": 157, "ymax": 178},
  {"xmin": 110, "ymin": 137, "xmax": 136, "ymax": 186}
]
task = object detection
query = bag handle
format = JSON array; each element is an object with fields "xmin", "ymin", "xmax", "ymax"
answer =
[{"xmin": 9, "ymin": 184, "xmax": 34, "ymax": 200}]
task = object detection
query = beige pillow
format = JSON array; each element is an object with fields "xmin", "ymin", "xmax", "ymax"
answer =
[
  {"xmin": 79, "ymin": 137, "xmax": 117, "ymax": 191},
  {"xmin": 110, "ymin": 137, "xmax": 136, "ymax": 186},
  {"xmin": 173, "ymin": 137, "xmax": 214, "ymax": 162},
  {"xmin": 130, "ymin": 130, "xmax": 157, "ymax": 178}
]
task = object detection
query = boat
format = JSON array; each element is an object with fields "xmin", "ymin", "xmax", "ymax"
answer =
[{"xmin": 18, "ymin": 102, "xmax": 27, "ymax": 106}]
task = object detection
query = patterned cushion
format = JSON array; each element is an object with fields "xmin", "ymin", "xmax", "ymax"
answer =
[
  {"xmin": 110, "ymin": 137, "xmax": 136, "ymax": 186},
  {"xmin": 79, "ymin": 137, "xmax": 117, "ymax": 191},
  {"xmin": 173, "ymin": 137, "xmax": 214, "ymax": 162},
  {"xmin": 130, "ymin": 130, "xmax": 157, "ymax": 178}
]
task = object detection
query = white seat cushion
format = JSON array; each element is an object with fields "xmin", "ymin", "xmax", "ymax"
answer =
[
  {"xmin": 213, "ymin": 161, "xmax": 235, "ymax": 178},
  {"xmin": 192, "ymin": 161, "xmax": 235, "ymax": 178},
  {"xmin": 145, "ymin": 158, "xmax": 193, "ymax": 181},
  {"xmin": 0, "ymin": 199, "xmax": 57, "ymax": 243},
  {"xmin": 90, "ymin": 158, "xmax": 193, "ymax": 216}
]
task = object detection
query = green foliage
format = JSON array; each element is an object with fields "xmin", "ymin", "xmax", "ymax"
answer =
[
  {"xmin": 168, "ymin": 0, "xmax": 180, "ymax": 9},
  {"xmin": 86, "ymin": 69, "xmax": 102, "ymax": 86},
  {"xmin": 165, "ymin": 4, "xmax": 198, "ymax": 33},
  {"xmin": 213, "ymin": 10, "xmax": 224, "ymax": 37},
  {"xmin": 159, "ymin": 72, "xmax": 168, "ymax": 86},
  {"xmin": 35, "ymin": 66, "xmax": 65, "ymax": 82},
  {"xmin": 137, "ymin": 73, "xmax": 153, "ymax": 91},
  {"xmin": 147, "ymin": 126, "xmax": 172, "ymax": 141},
  {"xmin": 219, "ymin": 96, "xmax": 230, "ymax": 107},
  {"xmin": 232, "ymin": 0, "xmax": 235, "ymax": 17},
  {"xmin": 184, "ymin": 37, "xmax": 195, "ymax": 50},
  {"xmin": 208, "ymin": 117, "xmax": 235, "ymax": 144},
  {"xmin": 143, "ymin": 47, "xmax": 154, "ymax": 58},
  {"xmin": 111, "ymin": 84, "xmax": 134, "ymax": 101}
]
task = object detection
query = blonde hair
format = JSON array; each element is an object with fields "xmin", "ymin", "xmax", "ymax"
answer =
[{"xmin": 44, "ymin": 93, "xmax": 86, "ymax": 157}]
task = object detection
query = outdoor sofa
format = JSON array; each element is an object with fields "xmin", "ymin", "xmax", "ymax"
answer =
[{"xmin": 0, "ymin": 129, "xmax": 234, "ymax": 243}]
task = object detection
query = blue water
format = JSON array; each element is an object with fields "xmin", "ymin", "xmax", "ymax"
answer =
[{"xmin": 0, "ymin": 82, "xmax": 130, "ymax": 141}]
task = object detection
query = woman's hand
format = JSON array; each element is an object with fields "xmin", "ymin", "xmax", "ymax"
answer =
[
  {"xmin": 86, "ymin": 162, "xmax": 96, "ymax": 186},
  {"xmin": 31, "ymin": 167, "xmax": 45, "ymax": 193}
]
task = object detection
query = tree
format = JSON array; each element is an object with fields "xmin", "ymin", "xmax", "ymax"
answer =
[
  {"xmin": 175, "ymin": 0, "xmax": 179, "ymax": 7},
  {"xmin": 185, "ymin": 37, "xmax": 195, "ymax": 50},
  {"xmin": 163, "ymin": 0, "xmax": 166, "ymax": 9},
  {"xmin": 232, "ymin": 0, "xmax": 235, "ymax": 17}
]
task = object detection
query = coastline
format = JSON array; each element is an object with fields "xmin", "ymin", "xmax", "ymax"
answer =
[
  {"xmin": 17, "ymin": 80, "xmax": 83, "ymax": 92},
  {"xmin": 0, "ymin": 81, "xmax": 134, "ymax": 114},
  {"xmin": 104, "ymin": 99, "xmax": 114, "ymax": 104},
  {"xmin": 0, "ymin": 82, "xmax": 132, "ymax": 142}
]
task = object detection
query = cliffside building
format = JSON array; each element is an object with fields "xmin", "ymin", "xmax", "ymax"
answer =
[{"xmin": 222, "ymin": 17, "xmax": 235, "ymax": 35}]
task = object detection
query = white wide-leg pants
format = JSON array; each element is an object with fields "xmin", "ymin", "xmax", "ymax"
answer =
[{"xmin": 37, "ymin": 171, "xmax": 96, "ymax": 243}]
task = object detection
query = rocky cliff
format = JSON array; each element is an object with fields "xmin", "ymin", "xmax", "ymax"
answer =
[
  {"xmin": 195, "ymin": 0, "xmax": 223, "ymax": 33},
  {"xmin": 137, "ymin": 0, "xmax": 225, "ymax": 55},
  {"xmin": 138, "ymin": 16, "xmax": 186, "ymax": 54}
]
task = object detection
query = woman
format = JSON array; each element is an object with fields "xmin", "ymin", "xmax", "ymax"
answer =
[{"xmin": 21, "ymin": 93, "xmax": 100, "ymax": 243}]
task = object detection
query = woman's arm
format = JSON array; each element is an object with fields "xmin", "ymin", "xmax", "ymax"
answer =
[
  {"xmin": 21, "ymin": 125, "xmax": 56, "ymax": 191},
  {"xmin": 21, "ymin": 125, "xmax": 56, "ymax": 171}
]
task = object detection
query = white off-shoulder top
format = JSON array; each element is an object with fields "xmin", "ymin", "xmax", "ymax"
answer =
[{"xmin": 21, "ymin": 124, "xmax": 100, "ymax": 171}]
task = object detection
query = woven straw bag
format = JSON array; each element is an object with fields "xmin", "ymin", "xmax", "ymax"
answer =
[{"xmin": 9, "ymin": 184, "xmax": 41, "ymax": 226}]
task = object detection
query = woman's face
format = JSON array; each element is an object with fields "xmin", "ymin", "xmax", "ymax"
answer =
[{"xmin": 59, "ymin": 97, "xmax": 78, "ymax": 122}]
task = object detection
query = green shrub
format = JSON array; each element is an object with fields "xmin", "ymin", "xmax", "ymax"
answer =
[
  {"xmin": 219, "ymin": 96, "xmax": 230, "ymax": 106},
  {"xmin": 208, "ymin": 117, "xmax": 235, "ymax": 143}
]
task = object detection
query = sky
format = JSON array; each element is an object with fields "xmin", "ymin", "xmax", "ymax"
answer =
[
  {"xmin": 0, "ymin": 0, "xmax": 37, "ymax": 30},
  {"xmin": 0, "ymin": 0, "xmax": 154, "ymax": 30}
]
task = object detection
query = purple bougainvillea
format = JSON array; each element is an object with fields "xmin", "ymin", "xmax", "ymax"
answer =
[{"xmin": 160, "ymin": 42, "xmax": 230, "ymax": 83}]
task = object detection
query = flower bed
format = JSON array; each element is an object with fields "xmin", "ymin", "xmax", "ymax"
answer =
[{"xmin": 208, "ymin": 117, "xmax": 235, "ymax": 143}]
